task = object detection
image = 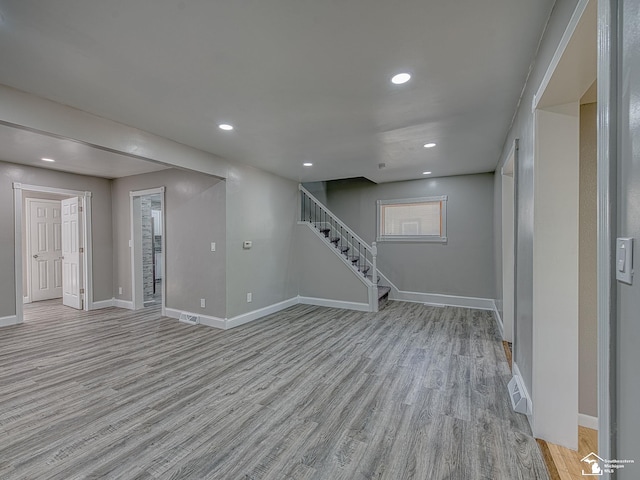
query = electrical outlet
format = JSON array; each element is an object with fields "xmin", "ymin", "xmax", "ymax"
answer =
[
  {"xmin": 247, "ymin": 292, "xmax": 252, "ymax": 303},
  {"xmin": 211, "ymin": 242, "xmax": 216, "ymax": 252},
  {"xmin": 119, "ymin": 287, "xmax": 123, "ymax": 295},
  {"xmin": 200, "ymin": 298, "xmax": 206, "ymax": 308}
]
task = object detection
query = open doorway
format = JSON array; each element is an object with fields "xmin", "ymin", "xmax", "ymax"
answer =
[
  {"xmin": 525, "ymin": 0, "xmax": 597, "ymax": 456},
  {"xmin": 14, "ymin": 183, "xmax": 94, "ymax": 324},
  {"xmin": 130, "ymin": 187, "xmax": 165, "ymax": 313}
]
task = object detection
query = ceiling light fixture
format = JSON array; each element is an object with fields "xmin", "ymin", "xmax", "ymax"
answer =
[
  {"xmin": 423, "ymin": 143, "xmax": 436, "ymax": 148},
  {"xmin": 423, "ymin": 171, "xmax": 432, "ymax": 175},
  {"xmin": 41, "ymin": 158, "xmax": 55, "ymax": 162},
  {"xmin": 391, "ymin": 73, "xmax": 411, "ymax": 85},
  {"xmin": 218, "ymin": 124, "xmax": 234, "ymax": 131},
  {"xmin": 303, "ymin": 162, "xmax": 313, "ymax": 167}
]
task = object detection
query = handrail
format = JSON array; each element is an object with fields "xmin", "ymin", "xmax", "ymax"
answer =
[
  {"xmin": 299, "ymin": 184, "xmax": 373, "ymax": 253},
  {"xmin": 298, "ymin": 184, "xmax": 378, "ymax": 292}
]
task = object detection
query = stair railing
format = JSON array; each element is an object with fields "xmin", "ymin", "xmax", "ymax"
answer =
[{"xmin": 299, "ymin": 184, "xmax": 378, "ymax": 286}]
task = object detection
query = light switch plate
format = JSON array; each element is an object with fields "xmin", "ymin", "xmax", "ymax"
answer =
[
  {"xmin": 211, "ymin": 242, "xmax": 216, "ymax": 252},
  {"xmin": 616, "ymin": 237, "xmax": 634, "ymax": 284},
  {"xmin": 243, "ymin": 240, "xmax": 252, "ymax": 249}
]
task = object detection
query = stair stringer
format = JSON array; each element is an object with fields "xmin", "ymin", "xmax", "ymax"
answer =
[{"xmin": 296, "ymin": 223, "xmax": 377, "ymax": 311}]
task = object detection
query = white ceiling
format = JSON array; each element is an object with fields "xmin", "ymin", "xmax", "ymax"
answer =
[
  {"xmin": 0, "ymin": 0, "xmax": 555, "ymax": 183},
  {"xmin": 0, "ymin": 124, "xmax": 170, "ymax": 178}
]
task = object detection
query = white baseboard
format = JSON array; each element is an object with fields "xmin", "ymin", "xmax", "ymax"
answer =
[
  {"xmin": 298, "ymin": 296, "xmax": 370, "ymax": 312},
  {"xmin": 91, "ymin": 299, "xmax": 115, "ymax": 310},
  {"xmin": 376, "ymin": 270, "xmax": 495, "ymax": 310},
  {"xmin": 167, "ymin": 296, "xmax": 363, "ymax": 330},
  {"xmin": 23, "ymin": 296, "xmax": 30, "ymax": 304},
  {"xmin": 114, "ymin": 299, "xmax": 134, "ymax": 310},
  {"xmin": 492, "ymin": 300, "xmax": 504, "ymax": 338},
  {"xmin": 226, "ymin": 297, "xmax": 298, "ymax": 329},
  {"xmin": 0, "ymin": 315, "xmax": 19, "ymax": 327},
  {"xmin": 578, "ymin": 413, "xmax": 598, "ymax": 430},
  {"xmin": 164, "ymin": 307, "xmax": 226, "ymax": 330}
]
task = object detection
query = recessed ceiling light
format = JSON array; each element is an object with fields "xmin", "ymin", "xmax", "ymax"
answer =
[
  {"xmin": 423, "ymin": 143, "xmax": 436, "ymax": 148},
  {"xmin": 41, "ymin": 158, "xmax": 55, "ymax": 162},
  {"xmin": 218, "ymin": 124, "xmax": 234, "ymax": 131},
  {"xmin": 423, "ymin": 171, "xmax": 432, "ymax": 175},
  {"xmin": 303, "ymin": 162, "xmax": 313, "ymax": 167},
  {"xmin": 391, "ymin": 73, "xmax": 411, "ymax": 85}
]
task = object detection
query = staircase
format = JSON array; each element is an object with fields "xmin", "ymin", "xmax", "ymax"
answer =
[{"xmin": 299, "ymin": 185, "xmax": 391, "ymax": 312}]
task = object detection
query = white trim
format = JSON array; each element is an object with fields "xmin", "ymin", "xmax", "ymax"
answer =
[
  {"xmin": 0, "ymin": 315, "xmax": 19, "ymax": 327},
  {"xmin": 376, "ymin": 195, "xmax": 448, "ymax": 243},
  {"xmin": 597, "ymin": 0, "xmax": 615, "ymax": 467},
  {"xmin": 298, "ymin": 296, "xmax": 371, "ymax": 312},
  {"xmin": 14, "ymin": 184, "xmax": 23, "ymax": 325},
  {"xmin": 376, "ymin": 270, "xmax": 494, "ymax": 310},
  {"xmin": 23, "ymin": 297, "xmax": 29, "ymax": 304},
  {"xmin": 91, "ymin": 299, "xmax": 115, "ymax": 310},
  {"xmin": 129, "ymin": 186, "xmax": 165, "ymax": 198},
  {"xmin": 532, "ymin": 0, "xmax": 591, "ymax": 111},
  {"xmin": 84, "ymin": 195, "xmax": 94, "ymax": 311},
  {"xmin": 396, "ymin": 291, "xmax": 494, "ymax": 310},
  {"xmin": 578, "ymin": 414, "xmax": 599, "ymax": 431},
  {"xmin": 114, "ymin": 299, "xmax": 134, "ymax": 310},
  {"xmin": 513, "ymin": 361, "xmax": 534, "ymax": 431},
  {"xmin": 164, "ymin": 307, "xmax": 226, "ymax": 329},
  {"xmin": 129, "ymin": 187, "xmax": 165, "ymax": 312},
  {"xmin": 13, "ymin": 183, "xmax": 93, "ymax": 323},
  {"xmin": 226, "ymin": 297, "xmax": 298, "ymax": 329},
  {"xmin": 13, "ymin": 183, "xmax": 92, "ymax": 198},
  {"xmin": 492, "ymin": 300, "xmax": 504, "ymax": 338}
]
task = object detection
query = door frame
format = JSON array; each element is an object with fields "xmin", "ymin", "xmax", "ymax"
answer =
[
  {"xmin": 24, "ymin": 198, "xmax": 63, "ymax": 304},
  {"xmin": 529, "ymin": 0, "xmax": 596, "ymax": 449},
  {"xmin": 129, "ymin": 187, "xmax": 165, "ymax": 315},
  {"xmin": 596, "ymin": 0, "xmax": 617, "ymax": 466},
  {"xmin": 501, "ymin": 139, "xmax": 518, "ymax": 344},
  {"xmin": 13, "ymin": 183, "xmax": 93, "ymax": 323}
]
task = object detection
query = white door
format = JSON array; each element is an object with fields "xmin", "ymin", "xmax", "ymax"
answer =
[
  {"xmin": 61, "ymin": 197, "xmax": 83, "ymax": 310},
  {"xmin": 29, "ymin": 200, "xmax": 63, "ymax": 302}
]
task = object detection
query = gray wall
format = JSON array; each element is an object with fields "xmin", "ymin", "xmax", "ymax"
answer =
[
  {"xmin": 322, "ymin": 173, "xmax": 496, "ymax": 299},
  {"xmin": 617, "ymin": 1, "xmax": 640, "ymax": 473},
  {"xmin": 493, "ymin": 0, "xmax": 580, "ymax": 395},
  {"xmin": 296, "ymin": 224, "xmax": 369, "ymax": 304},
  {"xmin": 111, "ymin": 169, "xmax": 227, "ymax": 318},
  {"xmin": 579, "ymin": 102, "xmax": 597, "ymax": 418},
  {"xmin": 0, "ymin": 161, "xmax": 113, "ymax": 317},
  {"xmin": 225, "ymin": 163, "xmax": 299, "ymax": 318}
]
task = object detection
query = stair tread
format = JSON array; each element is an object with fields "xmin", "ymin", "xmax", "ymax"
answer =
[{"xmin": 377, "ymin": 286, "xmax": 391, "ymax": 300}]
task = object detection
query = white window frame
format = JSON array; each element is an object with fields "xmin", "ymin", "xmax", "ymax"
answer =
[{"xmin": 376, "ymin": 195, "xmax": 448, "ymax": 243}]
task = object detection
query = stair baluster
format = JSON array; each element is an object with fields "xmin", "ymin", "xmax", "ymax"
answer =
[{"xmin": 299, "ymin": 184, "xmax": 387, "ymax": 311}]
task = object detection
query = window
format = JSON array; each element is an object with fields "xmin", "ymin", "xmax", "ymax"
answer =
[{"xmin": 377, "ymin": 195, "xmax": 447, "ymax": 243}]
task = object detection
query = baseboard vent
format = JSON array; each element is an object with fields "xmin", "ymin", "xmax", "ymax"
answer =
[
  {"xmin": 179, "ymin": 313, "xmax": 199, "ymax": 325},
  {"xmin": 508, "ymin": 374, "xmax": 532, "ymax": 415}
]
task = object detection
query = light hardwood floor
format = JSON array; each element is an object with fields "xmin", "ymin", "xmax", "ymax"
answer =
[
  {"xmin": 0, "ymin": 300, "xmax": 549, "ymax": 479},
  {"xmin": 546, "ymin": 427, "xmax": 598, "ymax": 480}
]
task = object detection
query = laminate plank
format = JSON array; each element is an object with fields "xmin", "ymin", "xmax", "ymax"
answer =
[{"xmin": 0, "ymin": 299, "xmax": 549, "ymax": 479}]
